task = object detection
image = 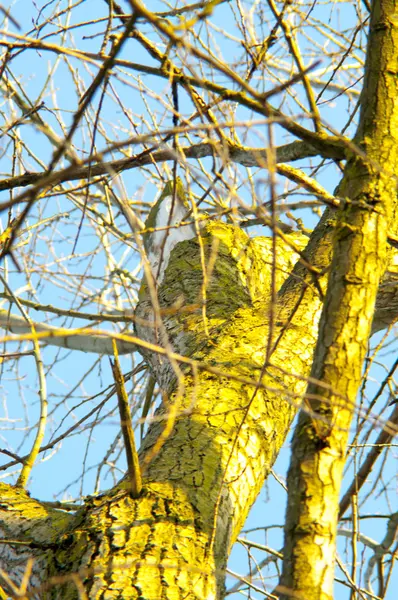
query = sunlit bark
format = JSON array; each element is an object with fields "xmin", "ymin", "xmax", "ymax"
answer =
[
  {"xmin": 280, "ymin": 2, "xmax": 398, "ymax": 599},
  {"xmin": 1, "ymin": 2, "xmax": 398, "ymax": 599},
  {"xmin": 0, "ymin": 209, "xmax": 397, "ymax": 598}
]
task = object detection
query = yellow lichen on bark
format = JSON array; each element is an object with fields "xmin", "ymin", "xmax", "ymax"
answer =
[
  {"xmin": 280, "ymin": 2, "xmax": 398, "ymax": 599},
  {"xmin": 2, "ymin": 224, "xmax": 313, "ymax": 600}
]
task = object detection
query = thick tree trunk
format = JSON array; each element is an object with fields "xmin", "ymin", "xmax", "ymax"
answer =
[
  {"xmin": 280, "ymin": 1, "xmax": 398, "ymax": 598},
  {"xmin": 0, "ymin": 222, "xmax": 314, "ymax": 598},
  {"xmin": 1, "ymin": 215, "xmax": 398, "ymax": 598},
  {"xmin": 0, "ymin": 220, "xmax": 390, "ymax": 600},
  {"xmin": 3, "ymin": 2, "xmax": 398, "ymax": 598}
]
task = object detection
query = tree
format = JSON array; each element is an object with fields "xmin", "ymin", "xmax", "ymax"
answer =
[{"xmin": 0, "ymin": 0, "xmax": 397, "ymax": 598}]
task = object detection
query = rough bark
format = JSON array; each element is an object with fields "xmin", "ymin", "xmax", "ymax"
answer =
[
  {"xmin": 2, "ymin": 5, "xmax": 398, "ymax": 596},
  {"xmin": 280, "ymin": 1, "xmax": 398, "ymax": 599},
  {"xmin": 0, "ymin": 216, "xmax": 398, "ymax": 598},
  {"xmin": 0, "ymin": 221, "xmax": 321, "ymax": 599}
]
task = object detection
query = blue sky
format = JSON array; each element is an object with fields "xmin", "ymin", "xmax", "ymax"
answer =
[{"xmin": 0, "ymin": 1, "xmax": 396, "ymax": 598}]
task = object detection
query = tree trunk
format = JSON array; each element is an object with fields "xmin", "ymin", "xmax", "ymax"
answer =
[
  {"xmin": 3, "ymin": 4, "xmax": 398, "ymax": 596},
  {"xmin": 1, "ymin": 215, "xmax": 398, "ymax": 598},
  {"xmin": 280, "ymin": 1, "xmax": 398, "ymax": 598}
]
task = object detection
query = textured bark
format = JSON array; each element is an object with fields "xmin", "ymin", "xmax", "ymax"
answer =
[
  {"xmin": 280, "ymin": 2, "xmax": 398, "ymax": 599},
  {"xmin": 2, "ymin": 5, "xmax": 398, "ymax": 596},
  {"xmin": 0, "ymin": 221, "xmax": 322, "ymax": 599},
  {"xmin": 0, "ymin": 219, "xmax": 398, "ymax": 598}
]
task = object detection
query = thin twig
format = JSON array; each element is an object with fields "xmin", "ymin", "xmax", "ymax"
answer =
[{"xmin": 110, "ymin": 339, "xmax": 142, "ymax": 498}]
